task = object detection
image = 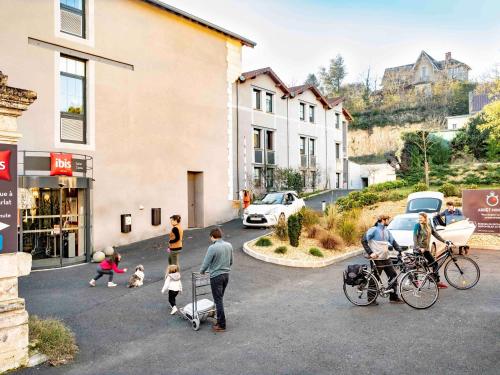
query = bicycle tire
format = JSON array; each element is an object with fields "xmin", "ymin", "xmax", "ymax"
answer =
[
  {"xmin": 399, "ymin": 270, "xmax": 439, "ymax": 310},
  {"xmin": 343, "ymin": 271, "xmax": 378, "ymax": 306},
  {"xmin": 444, "ymin": 255, "xmax": 480, "ymax": 290}
]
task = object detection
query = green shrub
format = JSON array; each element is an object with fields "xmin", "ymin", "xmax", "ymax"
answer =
[
  {"xmin": 464, "ymin": 184, "xmax": 478, "ymax": 190},
  {"xmin": 274, "ymin": 246, "xmax": 287, "ymax": 255},
  {"xmin": 336, "ymin": 215, "xmax": 359, "ymax": 245},
  {"xmin": 359, "ymin": 192, "xmax": 379, "ymax": 206},
  {"xmin": 366, "ymin": 180, "xmax": 407, "ymax": 192},
  {"xmin": 29, "ymin": 315, "xmax": 78, "ymax": 366},
  {"xmin": 274, "ymin": 216, "xmax": 288, "ymax": 241},
  {"xmin": 412, "ymin": 182, "xmax": 428, "ymax": 192},
  {"xmin": 299, "ymin": 207, "xmax": 320, "ymax": 228},
  {"xmin": 438, "ymin": 182, "xmax": 460, "ymax": 197},
  {"xmin": 378, "ymin": 191, "xmax": 406, "ymax": 202},
  {"xmin": 319, "ymin": 232, "xmax": 344, "ymax": 250},
  {"xmin": 287, "ymin": 214, "xmax": 302, "ymax": 247},
  {"xmin": 255, "ymin": 237, "xmax": 273, "ymax": 247},
  {"xmin": 309, "ymin": 247, "xmax": 324, "ymax": 257}
]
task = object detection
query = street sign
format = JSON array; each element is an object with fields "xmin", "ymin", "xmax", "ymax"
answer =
[
  {"xmin": 463, "ymin": 189, "xmax": 500, "ymax": 234},
  {"xmin": 0, "ymin": 143, "xmax": 18, "ymax": 253}
]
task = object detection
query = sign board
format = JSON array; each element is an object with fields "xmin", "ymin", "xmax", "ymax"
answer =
[
  {"xmin": 50, "ymin": 153, "xmax": 73, "ymax": 176},
  {"xmin": 0, "ymin": 144, "xmax": 18, "ymax": 253},
  {"xmin": 24, "ymin": 155, "xmax": 86, "ymax": 174},
  {"xmin": 462, "ymin": 189, "xmax": 500, "ymax": 234}
]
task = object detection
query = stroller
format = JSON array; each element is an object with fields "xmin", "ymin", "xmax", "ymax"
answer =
[{"xmin": 178, "ymin": 272, "xmax": 216, "ymax": 331}]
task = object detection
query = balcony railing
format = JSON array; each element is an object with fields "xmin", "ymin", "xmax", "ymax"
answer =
[
  {"xmin": 300, "ymin": 154, "xmax": 307, "ymax": 168},
  {"xmin": 254, "ymin": 149, "xmax": 264, "ymax": 164},
  {"xmin": 266, "ymin": 150, "xmax": 275, "ymax": 165}
]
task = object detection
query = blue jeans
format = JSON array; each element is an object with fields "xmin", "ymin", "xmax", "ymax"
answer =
[
  {"xmin": 210, "ymin": 273, "xmax": 229, "ymax": 329},
  {"xmin": 93, "ymin": 266, "xmax": 113, "ymax": 282}
]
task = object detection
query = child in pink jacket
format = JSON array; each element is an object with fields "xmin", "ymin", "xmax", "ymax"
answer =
[{"xmin": 89, "ymin": 252, "xmax": 127, "ymax": 288}]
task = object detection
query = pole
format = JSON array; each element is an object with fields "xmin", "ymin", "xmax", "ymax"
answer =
[{"xmin": 59, "ymin": 186, "xmax": 63, "ymax": 267}]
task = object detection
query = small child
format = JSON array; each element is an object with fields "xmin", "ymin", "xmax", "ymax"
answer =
[
  {"xmin": 161, "ymin": 264, "xmax": 183, "ymax": 314},
  {"xmin": 89, "ymin": 253, "xmax": 128, "ymax": 288}
]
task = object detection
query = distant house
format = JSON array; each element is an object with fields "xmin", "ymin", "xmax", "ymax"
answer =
[
  {"xmin": 382, "ymin": 51, "xmax": 471, "ymax": 89},
  {"xmin": 446, "ymin": 114, "xmax": 471, "ymax": 130}
]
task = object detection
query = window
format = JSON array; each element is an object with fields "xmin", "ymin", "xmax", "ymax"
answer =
[
  {"xmin": 336, "ymin": 173, "xmax": 341, "ymax": 189},
  {"xmin": 265, "ymin": 130, "xmax": 274, "ymax": 150},
  {"xmin": 253, "ymin": 89, "xmax": 261, "ymax": 110},
  {"xmin": 253, "ymin": 128, "xmax": 262, "ymax": 149},
  {"xmin": 300, "ymin": 137, "xmax": 306, "ymax": 155},
  {"xmin": 60, "ymin": 0, "xmax": 85, "ymax": 38},
  {"xmin": 335, "ymin": 113, "xmax": 340, "ymax": 128},
  {"xmin": 60, "ymin": 55, "xmax": 86, "ymax": 143},
  {"xmin": 265, "ymin": 92, "xmax": 273, "ymax": 113},
  {"xmin": 253, "ymin": 167, "xmax": 263, "ymax": 188},
  {"xmin": 335, "ymin": 143, "xmax": 340, "ymax": 159},
  {"xmin": 299, "ymin": 103, "xmax": 305, "ymax": 121},
  {"xmin": 309, "ymin": 139, "xmax": 315, "ymax": 156},
  {"xmin": 265, "ymin": 168, "xmax": 275, "ymax": 189},
  {"xmin": 452, "ymin": 124, "xmax": 457, "ymax": 130},
  {"xmin": 311, "ymin": 171, "xmax": 317, "ymax": 189},
  {"xmin": 309, "ymin": 105, "xmax": 315, "ymax": 123},
  {"xmin": 421, "ymin": 66, "xmax": 428, "ymax": 80}
]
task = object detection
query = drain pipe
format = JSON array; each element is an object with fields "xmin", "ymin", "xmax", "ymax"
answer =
[
  {"xmin": 236, "ymin": 78, "xmax": 241, "ymax": 199},
  {"xmin": 324, "ymin": 108, "xmax": 328, "ymax": 189}
]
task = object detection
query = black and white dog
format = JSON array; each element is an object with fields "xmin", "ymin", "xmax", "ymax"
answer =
[{"xmin": 127, "ymin": 265, "xmax": 145, "ymax": 288}]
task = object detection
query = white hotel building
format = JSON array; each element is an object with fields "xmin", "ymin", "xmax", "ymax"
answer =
[{"xmin": 232, "ymin": 67, "xmax": 352, "ymax": 195}]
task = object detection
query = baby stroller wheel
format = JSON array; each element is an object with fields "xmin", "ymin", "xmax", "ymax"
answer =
[{"xmin": 192, "ymin": 318, "xmax": 200, "ymax": 331}]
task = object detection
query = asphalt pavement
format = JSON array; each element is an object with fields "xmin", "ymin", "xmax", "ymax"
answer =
[
  {"xmin": 18, "ymin": 219, "xmax": 500, "ymax": 375},
  {"xmin": 304, "ymin": 189, "xmax": 357, "ymax": 211}
]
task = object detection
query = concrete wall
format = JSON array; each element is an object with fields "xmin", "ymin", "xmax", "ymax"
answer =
[
  {"xmin": 0, "ymin": 0, "xmax": 244, "ymax": 250},
  {"xmin": 446, "ymin": 114, "xmax": 470, "ymax": 130}
]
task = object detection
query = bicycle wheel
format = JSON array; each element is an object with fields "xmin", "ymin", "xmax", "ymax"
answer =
[
  {"xmin": 343, "ymin": 271, "xmax": 378, "ymax": 306},
  {"xmin": 444, "ymin": 255, "xmax": 480, "ymax": 290},
  {"xmin": 399, "ymin": 271, "xmax": 439, "ymax": 309}
]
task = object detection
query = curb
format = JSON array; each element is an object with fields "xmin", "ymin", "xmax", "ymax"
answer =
[{"xmin": 243, "ymin": 237, "xmax": 364, "ymax": 268}]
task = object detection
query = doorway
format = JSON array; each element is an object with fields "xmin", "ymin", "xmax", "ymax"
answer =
[{"xmin": 187, "ymin": 172, "xmax": 204, "ymax": 228}]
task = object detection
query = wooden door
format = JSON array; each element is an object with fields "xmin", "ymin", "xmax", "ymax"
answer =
[{"xmin": 188, "ymin": 172, "xmax": 196, "ymax": 228}]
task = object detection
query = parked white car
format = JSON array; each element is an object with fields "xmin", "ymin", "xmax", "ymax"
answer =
[
  {"xmin": 388, "ymin": 190, "xmax": 476, "ymax": 257},
  {"xmin": 243, "ymin": 191, "xmax": 305, "ymax": 228}
]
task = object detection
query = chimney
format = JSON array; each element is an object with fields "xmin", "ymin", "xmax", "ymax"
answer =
[{"xmin": 445, "ymin": 52, "xmax": 451, "ymax": 63}]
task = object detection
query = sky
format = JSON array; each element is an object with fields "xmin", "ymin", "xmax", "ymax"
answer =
[{"xmin": 164, "ymin": 0, "xmax": 500, "ymax": 86}]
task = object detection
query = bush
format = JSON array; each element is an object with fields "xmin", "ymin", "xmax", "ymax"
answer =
[
  {"xmin": 438, "ymin": 182, "xmax": 460, "ymax": 197},
  {"xmin": 319, "ymin": 232, "xmax": 344, "ymax": 250},
  {"xmin": 358, "ymin": 192, "xmax": 379, "ymax": 206},
  {"xmin": 299, "ymin": 207, "xmax": 320, "ymax": 228},
  {"xmin": 255, "ymin": 237, "xmax": 273, "ymax": 247},
  {"xmin": 29, "ymin": 315, "xmax": 78, "ymax": 366},
  {"xmin": 412, "ymin": 182, "xmax": 428, "ymax": 192},
  {"xmin": 323, "ymin": 205, "xmax": 340, "ymax": 230},
  {"xmin": 274, "ymin": 216, "xmax": 288, "ymax": 241},
  {"xmin": 274, "ymin": 246, "xmax": 287, "ymax": 254},
  {"xmin": 309, "ymin": 247, "xmax": 324, "ymax": 257},
  {"xmin": 287, "ymin": 214, "xmax": 302, "ymax": 247},
  {"xmin": 366, "ymin": 179, "xmax": 407, "ymax": 192},
  {"xmin": 336, "ymin": 215, "xmax": 359, "ymax": 245},
  {"xmin": 307, "ymin": 224, "xmax": 325, "ymax": 239},
  {"xmin": 378, "ymin": 191, "xmax": 406, "ymax": 202},
  {"xmin": 464, "ymin": 184, "xmax": 478, "ymax": 190}
]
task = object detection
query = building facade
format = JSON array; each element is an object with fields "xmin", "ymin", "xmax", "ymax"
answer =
[
  {"xmin": 232, "ymin": 68, "xmax": 352, "ymax": 196},
  {"xmin": 0, "ymin": 0, "xmax": 254, "ymax": 268}
]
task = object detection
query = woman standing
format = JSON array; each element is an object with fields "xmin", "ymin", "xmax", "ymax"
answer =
[
  {"xmin": 413, "ymin": 212, "xmax": 448, "ymax": 289},
  {"xmin": 167, "ymin": 215, "xmax": 184, "ymax": 268}
]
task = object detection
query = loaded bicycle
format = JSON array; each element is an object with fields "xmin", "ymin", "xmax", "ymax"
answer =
[{"xmin": 343, "ymin": 251, "xmax": 439, "ymax": 309}]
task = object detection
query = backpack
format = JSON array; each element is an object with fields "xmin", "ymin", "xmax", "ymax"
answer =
[{"xmin": 343, "ymin": 264, "xmax": 367, "ymax": 286}]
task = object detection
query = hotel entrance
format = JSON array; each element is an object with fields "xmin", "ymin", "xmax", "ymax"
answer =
[{"xmin": 18, "ymin": 151, "xmax": 93, "ymax": 269}]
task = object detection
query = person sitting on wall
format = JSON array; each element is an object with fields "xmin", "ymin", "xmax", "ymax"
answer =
[{"xmin": 167, "ymin": 215, "xmax": 183, "ymax": 268}]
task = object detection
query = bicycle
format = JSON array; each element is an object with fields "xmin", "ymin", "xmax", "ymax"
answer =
[
  {"xmin": 343, "ymin": 252, "xmax": 439, "ymax": 310},
  {"xmin": 411, "ymin": 242, "xmax": 480, "ymax": 290}
]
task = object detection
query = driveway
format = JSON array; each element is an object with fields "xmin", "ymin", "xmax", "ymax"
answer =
[
  {"xmin": 305, "ymin": 189, "xmax": 357, "ymax": 211},
  {"xmin": 18, "ymin": 220, "xmax": 500, "ymax": 375}
]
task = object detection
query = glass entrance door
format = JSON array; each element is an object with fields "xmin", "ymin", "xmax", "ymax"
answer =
[{"xmin": 19, "ymin": 187, "xmax": 87, "ymax": 268}]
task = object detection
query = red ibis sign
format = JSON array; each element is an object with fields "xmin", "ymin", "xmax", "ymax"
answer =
[{"xmin": 50, "ymin": 153, "xmax": 73, "ymax": 176}]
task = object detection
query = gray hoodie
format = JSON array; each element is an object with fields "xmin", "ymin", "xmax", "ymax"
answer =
[{"xmin": 161, "ymin": 272, "xmax": 182, "ymax": 293}]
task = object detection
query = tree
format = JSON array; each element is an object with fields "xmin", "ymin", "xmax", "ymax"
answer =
[
  {"xmin": 319, "ymin": 54, "xmax": 347, "ymax": 96},
  {"xmin": 304, "ymin": 73, "xmax": 320, "ymax": 87}
]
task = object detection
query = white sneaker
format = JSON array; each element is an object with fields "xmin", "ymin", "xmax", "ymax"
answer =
[
  {"xmin": 170, "ymin": 306, "xmax": 178, "ymax": 315},
  {"xmin": 89, "ymin": 279, "xmax": 96, "ymax": 287},
  {"xmin": 107, "ymin": 282, "xmax": 117, "ymax": 288}
]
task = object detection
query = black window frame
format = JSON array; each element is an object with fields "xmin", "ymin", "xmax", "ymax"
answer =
[
  {"xmin": 335, "ymin": 113, "xmax": 340, "ymax": 128},
  {"xmin": 253, "ymin": 88, "xmax": 261, "ymax": 110},
  {"xmin": 60, "ymin": 54, "xmax": 87, "ymax": 144},
  {"xmin": 299, "ymin": 102, "xmax": 305, "ymax": 121},
  {"xmin": 335, "ymin": 143, "xmax": 340, "ymax": 159},
  {"xmin": 309, "ymin": 105, "xmax": 315, "ymax": 123},
  {"xmin": 60, "ymin": 0, "xmax": 86, "ymax": 39}
]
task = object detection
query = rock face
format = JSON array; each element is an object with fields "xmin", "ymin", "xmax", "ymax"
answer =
[
  {"xmin": 348, "ymin": 123, "xmax": 425, "ymax": 158},
  {"xmin": 0, "ymin": 72, "xmax": 36, "ymax": 373}
]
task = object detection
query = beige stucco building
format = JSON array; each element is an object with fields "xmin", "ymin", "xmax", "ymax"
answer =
[
  {"xmin": 233, "ymin": 68, "xmax": 352, "ymax": 196},
  {"xmin": 0, "ymin": 0, "xmax": 254, "ymax": 268}
]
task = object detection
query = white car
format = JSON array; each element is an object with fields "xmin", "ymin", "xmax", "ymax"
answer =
[
  {"xmin": 243, "ymin": 191, "xmax": 305, "ymax": 228},
  {"xmin": 405, "ymin": 191, "xmax": 445, "ymax": 215}
]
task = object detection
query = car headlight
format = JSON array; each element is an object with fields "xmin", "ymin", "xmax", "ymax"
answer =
[{"xmin": 243, "ymin": 209, "xmax": 249, "ymax": 215}]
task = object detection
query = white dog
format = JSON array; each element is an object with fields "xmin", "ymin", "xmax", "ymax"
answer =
[{"xmin": 127, "ymin": 265, "xmax": 145, "ymax": 288}]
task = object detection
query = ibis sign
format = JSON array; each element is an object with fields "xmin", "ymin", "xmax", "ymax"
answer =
[{"xmin": 0, "ymin": 144, "xmax": 17, "ymax": 253}]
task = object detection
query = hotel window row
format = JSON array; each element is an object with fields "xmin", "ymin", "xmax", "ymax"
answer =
[
  {"xmin": 299, "ymin": 102, "xmax": 315, "ymax": 123},
  {"xmin": 253, "ymin": 88, "xmax": 274, "ymax": 113}
]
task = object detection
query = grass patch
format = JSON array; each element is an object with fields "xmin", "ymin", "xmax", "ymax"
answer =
[
  {"xmin": 255, "ymin": 237, "xmax": 273, "ymax": 247},
  {"xmin": 274, "ymin": 246, "xmax": 288, "ymax": 254},
  {"xmin": 309, "ymin": 247, "xmax": 324, "ymax": 257},
  {"xmin": 29, "ymin": 315, "xmax": 78, "ymax": 366}
]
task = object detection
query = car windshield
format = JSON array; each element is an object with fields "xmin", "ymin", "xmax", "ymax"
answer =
[
  {"xmin": 254, "ymin": 193, "xmax": 284, "ymax": 205},
  {"xmin": 388, "ymin": 217, "xmax": 418, "ymax": 231},
  {"xmin": 407, "ymin": 198, "xmax": 441, "ymax": 213}
]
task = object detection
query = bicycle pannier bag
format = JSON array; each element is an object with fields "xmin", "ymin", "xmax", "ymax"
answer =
[{"xmin": 344, "ymin": 264, "xmax": 366, "ymax": 286}]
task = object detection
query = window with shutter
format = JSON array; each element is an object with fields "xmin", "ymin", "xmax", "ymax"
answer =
[{"xmin": 60, "ymin": 0, "xmax": 85, "ymax": 38}]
